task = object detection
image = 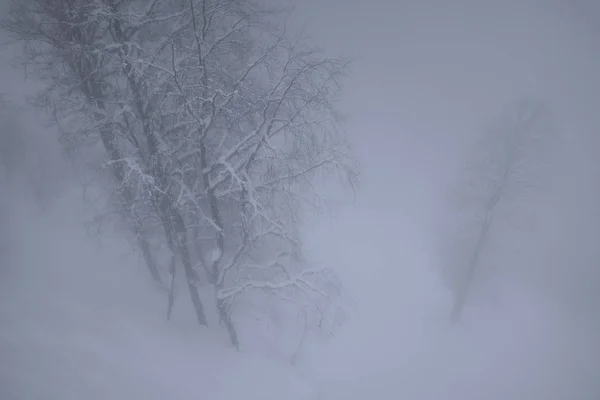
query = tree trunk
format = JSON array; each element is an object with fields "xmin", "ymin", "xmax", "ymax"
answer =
[
  {"xmin": 218, "ymin": 298, "xmax": 240, "ymax": 350},
  {"xmin": 97, "ymin": 119, "xmax": 164, "ymax": 286},
  {"xmin": 171, "ymin": 210, "xmax": 208, "ymax": 326},
  {"xmin": 137, "ymin": 234, "xmax": 163, "ymax": 285},
  {"xmin": 111, "ymin": 36, "xmax": 210, "ymax": 326},
  {"xmin": 450, "ymin": 216, "xmax": 492, "ymax": 323},
  {"xmin": 166, "ymin": 233, "xmax": 177, "ymax": 321}
]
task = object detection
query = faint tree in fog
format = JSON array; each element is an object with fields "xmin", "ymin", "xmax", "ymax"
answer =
[
  {"xmin": 444, "ymin": 99, "xmax": 553, "ymax": 323},
  {"xmin": 2, "ymin": 0, "xmax": 357, "ymax": 352},
  {"xmin": 1, "ymin": 0, "xmax": 166, "ymax": 287},
  {"xmin": 0, "ymin": 97, "xmax": 26, "ymax": 179},
  {"xmin": 0, "ymin": 96, "xmax": 59, "ymax": 210}
]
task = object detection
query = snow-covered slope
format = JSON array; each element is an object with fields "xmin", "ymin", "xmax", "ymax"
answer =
[
  {"xmin": 300, "ymin": 198, "xmax": 600, "ymax": 400},
  {"xmin": 0, "ymin": 186, "xmax": 317, "ymax": 400}
]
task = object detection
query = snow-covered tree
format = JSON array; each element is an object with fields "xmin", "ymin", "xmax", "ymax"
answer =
[
  {"xmin": 2, "ymin": 0, "xmax": 357, "ymax": 351},
  {"xmin": 2, "ymin": 0, "xmax": 169, "ymax": 287}
]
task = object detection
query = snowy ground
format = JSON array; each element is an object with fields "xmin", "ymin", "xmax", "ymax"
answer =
[
  {"xmin": 0, "ymin": 185, "xmax": 318, "ymax": 400},
  {"xmin": 303, "ymin": 288, "xmax": 600, "ymax": 399},
  {"xmin": 300, "ymin": 203, "xmax": 600, "ymax": 400},
  {"xmin": 3, "ymin": 179, "xmax": 599, "ymax": 400}
]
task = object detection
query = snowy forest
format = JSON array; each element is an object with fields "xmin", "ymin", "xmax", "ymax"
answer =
[{"xmin": 2, "ymin": 0, "xmax": 600, "ymax": 399}]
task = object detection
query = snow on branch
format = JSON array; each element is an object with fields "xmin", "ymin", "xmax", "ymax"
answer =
[{"xmin": 217, "ymin": 266, "xmax": 334, "ymax": 301}]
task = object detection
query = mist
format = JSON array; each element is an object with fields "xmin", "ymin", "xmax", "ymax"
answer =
[{"xmin": 2, "ymin": 0, "xmax": 600, "ymax": 399}]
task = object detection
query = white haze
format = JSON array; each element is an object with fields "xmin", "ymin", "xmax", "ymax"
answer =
[{"xmin": 2, "ymin": 0, "xmax": 600, "ymax": 399}]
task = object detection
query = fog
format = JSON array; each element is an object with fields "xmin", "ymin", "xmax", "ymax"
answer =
[{"xmin": 1, "ymin": 0, "xmax": 600, "ymax": 399}]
